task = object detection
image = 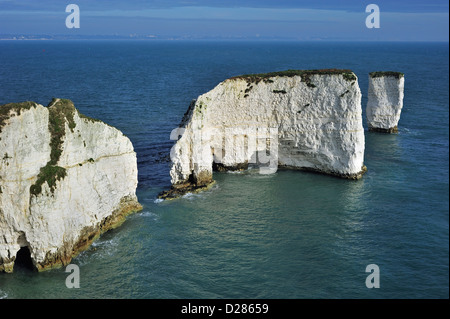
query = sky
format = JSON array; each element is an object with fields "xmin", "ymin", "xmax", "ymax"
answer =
[{"xmin": 0, "ymin": 0, "xmax": 448, "ymax": 41}]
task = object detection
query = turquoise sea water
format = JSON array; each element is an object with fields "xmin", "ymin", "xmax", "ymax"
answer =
[{"xmin": 0, "ymin": 41, "xmax": 448, "ymax": 299}]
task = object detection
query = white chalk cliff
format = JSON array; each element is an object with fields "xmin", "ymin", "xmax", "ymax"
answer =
[
  {"xmin": 0, "ymin": 99, "xmax": 141, "ymax": 272},
  {"xmin": 366, "ymin": 71, "xmax": 405, "ymax": 133},
  {"xmin": 162, "ymin": 70, "xmax": 366, "ymax": 199}
]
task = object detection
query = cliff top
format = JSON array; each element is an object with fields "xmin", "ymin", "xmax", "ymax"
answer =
[
  {"xmin": 230, "ymin": 69, "xmax": 357, "ymax": 85},
  {"xmin": 0, "ymin": 101, "xmax": 37, "ymax": 133},
  {"xmin": 1, "ymin": 98, "xmax": 108, "ymax": 196},
  {"xmin": 0, "ymin": 98, "xmax": 104, "ymax": 131},
  {"xmin": 369, "ymin": 71, "xmax": 404, "ymax": 79}
]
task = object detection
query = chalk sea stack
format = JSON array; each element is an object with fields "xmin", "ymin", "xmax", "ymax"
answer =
[
  {"xmin": 0, "ymin": 98, "xmax": 142, "ymax": 272},
  {"xmin": 366, "ymin": 71, "xmax": 405, "ymax": 133},
  {"xmin": 160, "ymin": 69, "xmax": 367, "ymax": 199}
]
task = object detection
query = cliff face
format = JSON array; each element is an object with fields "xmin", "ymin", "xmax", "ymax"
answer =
[
  {"xmin": 162, "ymin": 70, "xmax": 366, "ymax": 199},
  {"xmin": 0, "ymin": 99, "xmax": 142, "ymax": 272},
  {"xmin": 366, "ymin": 71, "xmax": 405, "ymax": 133}
]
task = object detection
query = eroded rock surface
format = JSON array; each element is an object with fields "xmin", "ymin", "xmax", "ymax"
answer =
[
  {"xmin": 0, "ymin": 98, "xmax": 142, "ymax": 272},
  {"xmin": 161, "ymin": 70, "xmax": 367, "ymax": 199},
  {"xmin": 366, "ymin": 71, "xmax": 405, "ymax": 133}
]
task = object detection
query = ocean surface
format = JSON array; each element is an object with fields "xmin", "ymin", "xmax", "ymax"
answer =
[{"xmin": 0, "ymin": 41, "xmax": 448, "ymax": 299}]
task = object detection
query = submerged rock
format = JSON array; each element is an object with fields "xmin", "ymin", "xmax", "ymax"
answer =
[
  {"xmin": 161, "ymin": 69, "xmax": 367, "ymax": 199},
  {"xmin": 0, "ymin": 98, "xmax": 142, "ymax": 272},
  {"xmin": 366, "ymin": 71, "xmax": 405, "ymax": 133}
]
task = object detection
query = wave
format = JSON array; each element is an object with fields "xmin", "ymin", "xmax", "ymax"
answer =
[
  {"xmin": 138, "ymin": 210, "xmax": 159, "ymax": 221},
  {"xmin": 76, "ymin": 237, "xmax": 120, "ymax": 266},
  {"xmin": 91, "ymin": 238, "xmax": 118, "ymax": 249},
  {"xmin": 399, "ymin": 126, "xmax": 420, "ymax": 137},
  {"xmin": 181, "ymin": 185, "xmax": 220, "ymax": 200},
  {"xmin": 182, "ymin": 192, "xmax": 202, "ymax": 200}
]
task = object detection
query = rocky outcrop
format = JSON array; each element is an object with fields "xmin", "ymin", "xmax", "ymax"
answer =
[
  {"xmin": 0, "ymin": 98, "xmax": 142, "ymax": 272},
  {"xmin": 366, "ymin": 71, "xmax": 405, "ymax": 133},
  {"xmin": 160, "ymin": 69, "xmax": 366, "ymax": 199}
]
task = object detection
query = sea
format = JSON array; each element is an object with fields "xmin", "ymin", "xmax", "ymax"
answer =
[{"xmin": 0, "ymin": 40, "xmax": 448, "ymax": 299}]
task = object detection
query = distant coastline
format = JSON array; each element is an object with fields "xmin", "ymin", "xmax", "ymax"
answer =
[
  {"xmin": 1, "ymin": 34, "xmax": 448, "ymax": 42},
  {"xmin": 0, "ymin": 34, "xmax": 159, "ymax": 41}
]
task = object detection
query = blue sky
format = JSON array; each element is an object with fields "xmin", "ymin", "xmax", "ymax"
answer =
[{"xmin": 0, "ymin": 0, "xmax": 448, "ymax": 40}]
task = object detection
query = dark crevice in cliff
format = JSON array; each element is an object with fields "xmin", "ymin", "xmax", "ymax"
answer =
[{"xmin": 13, "ymin": 246, "xmax": 35, "ymax": 272}]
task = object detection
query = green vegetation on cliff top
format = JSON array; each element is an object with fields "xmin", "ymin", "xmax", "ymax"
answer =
[
  {"xmin": 369, "ymin": 71, "xmax": 404, "ymax": 79},
  {"xmin": 231, "ymin": 69, "xmax": 357, "ymax": 87}
]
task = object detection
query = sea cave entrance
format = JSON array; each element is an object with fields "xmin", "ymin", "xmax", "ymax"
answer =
[{"xmin": 13, "ymin": 246, "xmax": 35, "ymax": 272}]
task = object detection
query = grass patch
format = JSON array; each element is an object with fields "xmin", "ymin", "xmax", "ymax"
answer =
[
  {"xmin": 369, "ymin": 71, "xmax": 404, "ymax": 79},
  {"xmin": 30, "ymin": 165, "xmax": 67, "ymax": 196},
  {"xmin": 30, "ymin": 98, "xmax": 77, "ymax": 196},
  {"xmin": 46, "ymin": 98, "xmax": 77, "ymax": 165},
  {"xmin": 231, "ymin": 69, "xmax": 357, "ymax": 87}
]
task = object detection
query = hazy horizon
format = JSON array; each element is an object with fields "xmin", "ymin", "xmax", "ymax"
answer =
[{"xmin": 0, "ymin": 0, "xmax": 448, "ymax": 42}]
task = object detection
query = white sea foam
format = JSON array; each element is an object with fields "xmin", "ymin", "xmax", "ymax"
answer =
[
  {"xmin": 399, "ymin": 126, "xmax": 421, "ymax": 137},
  {"xmin": 91, "ymin": 238, "xmax": 118, "ymax": 249},
  {"xmin": 182, "ymin": 184, "xmax": 220, "ymax": 200},
  {"xmin": 246, "ymin": 171, "xmax": 277, "ymax": 179},
  {"xmin": 182, "ymin": 192, "xmax": 204, "ymax": 200},
  {"xmin": 154, "ymin": 198, "xmax": 164, "ymax": 204},
  {"xmin": 75, "ymin": 237, "xmax": 119, "ymax": 266},
  {"xmin": 139, "ymin": 211, "xmax": 159, "ymax": 221},
  {"xmin": 0, "ymin": 290, "xmax": 8, "ymax": 299}
]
